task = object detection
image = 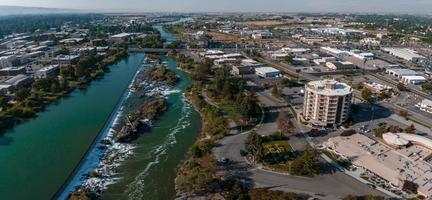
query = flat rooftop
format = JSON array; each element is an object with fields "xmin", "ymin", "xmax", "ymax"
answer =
[
  {"xmin": 307, "ymin": 79, "xmax": 352, "ymax": 96},
  {"xmin": 327, "ymin": 134, "xmax": 432, "ymax": 197}
]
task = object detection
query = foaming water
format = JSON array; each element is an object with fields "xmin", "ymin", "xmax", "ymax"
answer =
[{"xmin": 126, "ymin": 95, "xmax": 192, "ymax": 199}]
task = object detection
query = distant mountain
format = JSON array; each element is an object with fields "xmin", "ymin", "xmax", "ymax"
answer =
[{"xmin": 0, "ymin": 5, "xmax": 81, "ymax": 16}]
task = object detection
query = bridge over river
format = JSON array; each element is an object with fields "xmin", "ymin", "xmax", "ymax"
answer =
[{"xmin": 128, "ymin": 47, "xmax": 173, "ymax": 54}]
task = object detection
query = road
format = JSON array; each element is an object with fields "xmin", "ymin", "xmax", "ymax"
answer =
[
  {"xmin": 256, "ymin": 55, "xmax": 432, "ymax": 129},
  {"xmin": 213, "ymin": 128, "xmax": 386, "ymax": 200}
]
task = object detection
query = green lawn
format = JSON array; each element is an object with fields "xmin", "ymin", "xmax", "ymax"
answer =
[{"xmin": 219, "ymin": 103, "xmax": 242, "ymax": 120}]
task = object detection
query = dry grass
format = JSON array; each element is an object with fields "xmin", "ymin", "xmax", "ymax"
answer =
[
  {"xmin": 207, "ymin": 31, "xmax": 241, "ymax": 42},
  {"xmin": 241, "ymin": 20, "xmax": 286, "ymax": 28}
]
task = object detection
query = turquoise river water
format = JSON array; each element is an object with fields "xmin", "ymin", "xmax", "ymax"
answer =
[{"xmin": 0, "ymin": 25, "xmax": 200, "ymax": 200}]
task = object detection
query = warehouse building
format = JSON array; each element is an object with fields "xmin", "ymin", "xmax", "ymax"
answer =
[
  {"xmin": 382, "ymin": 48, "xmax": 427, "ymax": 64},
  {"xmin": 255, "ymin": 67, "xmax": 282, "ymax": 78},
  {"xmin": 386, "ymin": 68, "xmax": 418, "ymax": 78},
  {"xmin": 325, "ymin": 61, "xmax": 355, "ymax": 71},
  {"xmin": 400, "ymin": 75, "xmax": 427, "ymax": 85}
]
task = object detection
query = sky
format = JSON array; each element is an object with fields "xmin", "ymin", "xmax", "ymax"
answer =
[{"xmin": 0, "ymin": 0, "xmax": 432, "ymax": 14}]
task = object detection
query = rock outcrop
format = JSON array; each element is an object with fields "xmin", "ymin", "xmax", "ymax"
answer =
[{"xmin": 116, "ymin": 97, "xmax": 167, "ymax": 143}]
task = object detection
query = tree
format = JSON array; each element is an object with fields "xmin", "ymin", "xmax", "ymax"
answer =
[
  {"xmin": 290, "ymin": 148, "xmax": 318, "ymax": 177},
  {"xmin": 248, "ymin": 188, "xmax": 308, "ymax": 200},
  {"xmin": 245, "ymin": 132, "xmax": 264, "ymax": 162},
  {"xmin": 402, "ymin": 180, "xmax": 419, "ymax": 194},
  {"xmin": 60, "ymin": 67, "xmax": 75, "ymax": 80},
  {"xmin": 238, "ymin": 92, "xmax": 259, "ymax": 118},
  {"xmin": 250, "ymin": 49, "xmax": 262, "ymax": 58},
  {"xmin": 226, "ymin": 181, "xmax": 248, "ymax": 200},
  {"xmin": 214, "ymin": 67, "xmax": 229, "ymax": 92},
  {"xmin": 222, "ymin": 80, "xmax": 231, "ymax": 101},
  {"xmin": 191, "ymin": 63, "xmax": 211, "ymax": 81},
  {"xmin": 397, "ymin": 110, "xmax": 409, "ymax": 118},
  {"xmin": 341, "ymin": 129, "xmax": 357, "ymax": 137},
  {"xmin": 308, "ymin": 129, "xmax": 323, "ymax": 137},
  {"xmin": 374, "ymin": 125, "xmax": 387, "ymax": 138},
  {"xmin": 277, "ymin": 112, "xmax": 294, "ymax": 135},
  {"xmin": 271, "ymin": 84, "xmax": 281, "ymax": 98},
  {"xmin": 32, "ymin": 78, "xmax": 58, "ymax": 92},
  {"xmin": 283, "ymin": 55, "xmax": 294, "ymax": 64},
  {"xmin": 405, "ymin": 124, "xmax": 416, "ymax": 134},
  {"xmin": 343, "ymin": 195, "xmax": 385, "ymax": 200},
  {"xmin": 0, "ymin": 96, "xmax": 8, "ymax": 109},
  {"xmin": 387, "ymin": 125, "xmax": 400, "ymax": 133},
  {"xmin": 422, "ymin": 81, "xmax": 432, "ymax": 92},
  {"xmin": 57, "ymin": 45, "xmax": 70, "ymax": 55},
  {"xmin": 14, "ymin": 88, "xmax": 31, "ymax": 102},
  {"xmin": 397, "ymin": 83, "xmax": 407, "ymax": 91},
  {"xmin": 361, "ymin": 89, "xmax": 374, "ymax": 103}
]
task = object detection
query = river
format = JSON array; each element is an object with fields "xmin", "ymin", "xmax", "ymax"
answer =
[
  {"xmin": 100, "ymin": 25, "xmax": 201, "ymax": 200},
  {"xmin": 0, "ymin": 53, "xmax": 146, "ymax": 200},
  {"xmin": 0, "ymin": 23, "xmax": 198, "ymax": 200}
]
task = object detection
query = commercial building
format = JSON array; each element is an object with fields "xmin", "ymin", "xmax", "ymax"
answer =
[
  {"xmin": 313, "ymin": 28, "xmax": 366, "ymax": 37},
  {"xmin": 75, "ymin": 47, "xmax": 97, "ymax": 56},
  {"xmin": 320, "ymin": 47, "xmax": 349, "ymax": 58},
  {"xmin": 199, "ymin": 50, "xmax": 224, "ymax": 57},
  {"xmin": 35, "ymin": 65, "xmax": 60, "ymax": 79},
  {"xmin": 255, "ymin": 67, "xmax": 282, "ymax": 78},
  {"xmin": 0, "ymin": 66, "xmax": 26, "ymax": 76},
  {"xmin": 362, "ymin": 82, "xmax": 392, "ymax": 95},
  {"xmin": 313, "ymin": 57, "xmax": 336, "ymax": 65},
  {"xmin": 52, "ymin": 55, "xmax": 80, "ymax": 67},
  {"xmin": 326, "ymin": 133, "xmax": 432, "ymax": 198},
  {"xmin": 382, "ymin": 48, "xmax": 427, "ymax": 64},
  {"xmin": 271, "ymin": 53, "xmax": 289, "ymax": 62},
  {"xmin": 360, "ymin": 38, "xmax": 381, "ymax": 47},
  {"xmin": 386, "ymin": 68, "xmax": 418, "ymax": 78},
  {"xmin": 214, "ymin": 58, "xmax": 238, "ymax": 66},
  {"xmin": 109, "ymin": 33, "xmax": 133, "ymax": 43},
  {"xmin": 0, "ymin": 55, "xmax": 18, "ymax": 68},
  {"xmin": 251, "ymin": 30, "xmax": 273, "ymax": 39},
  {"xmin": 300, "ymin": 36, "xmax": 325, "ymax": 45},
  {"xmin": 0, "ymin": 74, "xmax": 33, "ymax": 91},
  {"xmin": 321, "ymin": 47, "xmax": 374, "ymax": 61},
  {"xmin": 325, "ymin": 61, "xmax": 355, "ymax": 71},
  {"xmin": 303, "ymin": 80, "xmax": 352, "ymax": 127},
  {"xmin": 292, "ymin": 58, "xmax": 308, "ymax": 66},
  {"xmin": 241, "ymin": 59, "xmax": 264, "ymax": 67},
  {"xmin": 400, "ymin": 75, "xmax": 427, "ymax": 85},
  {"xmin": 231, "ymin": 66, "xmax": 255, "ymax": 76},
  {"xmin": 281, "ymin": 48, "xmax": 311, "ymax": 54},
  {"xmin": 416, "ymin": 99, "xmax": 432, "ymax": 114}
]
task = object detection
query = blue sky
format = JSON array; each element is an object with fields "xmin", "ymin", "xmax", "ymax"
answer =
[{"xmin": 0, "ymin": 0, "xmax": 431, "ymax": 13}]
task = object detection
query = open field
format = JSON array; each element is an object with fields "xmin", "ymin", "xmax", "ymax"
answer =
[{"xmin": 241, "ymin": 20, "xmax": 287, "ymax": 28}]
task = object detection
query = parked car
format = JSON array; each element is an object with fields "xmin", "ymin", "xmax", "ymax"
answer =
[{"xmin": 219, "ymin": 157, "xmax": 229, "ymax": 164}]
